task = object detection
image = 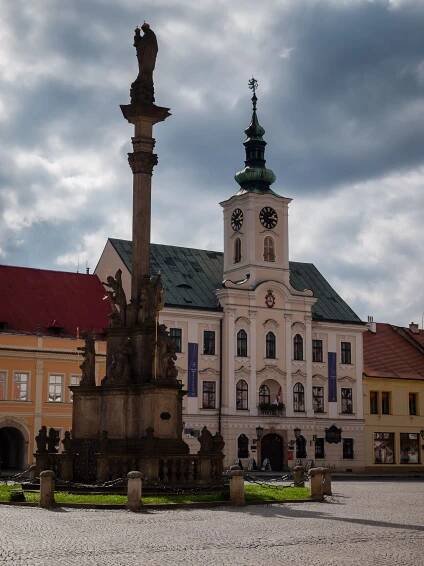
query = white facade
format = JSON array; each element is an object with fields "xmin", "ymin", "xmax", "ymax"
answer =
[{"xmin": 95, "ymin": 183, "xmax": 366, "ymax": 471}]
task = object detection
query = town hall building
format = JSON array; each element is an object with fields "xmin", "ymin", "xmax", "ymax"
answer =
[{"xmin": 95, "ymin": 82, "xmax": 366, "ymax": 472}]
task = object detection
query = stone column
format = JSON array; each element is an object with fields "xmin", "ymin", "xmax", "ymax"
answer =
[
  {"xmin": 248, "ymin": 310, "xmax": 257, "ymax": 416},
  {"xmin": 229, "ymin": 467, "xmax": 245, "ymax": 506},
  {"xmin": 128, "ymin": 120, "xmax": 156, "ymax": 301},
  {"xmin": 305, "ymin": 316, "xmax": 313, "ymax": 417},
  {"xmin": 127, "ymin": 471, "xmax": 142, "ymax": 512},
  {"xmin": 39, "ymin": 470, "xmax": 55, "ymax": 508},
  {"xmin": 284, "ymin": 314, "xmax": 293, "ymax": 417},
  {"xmin": 120, "ymin": 103, "xmax": 170, "ymax": 302}
]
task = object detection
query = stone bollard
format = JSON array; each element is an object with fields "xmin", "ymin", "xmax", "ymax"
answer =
[
  {"xmin": 293, "ymin": 465, "xmax": 305, "ymax": 487},
  {"xmin": 309, "ymin": 467, "xmax": 325, "ymax": 499},
  {"xmin": 28, "ymin": 464, "xmax": 37, "ymax": 482},
  {"xmin": 229, "ymin": 465, "xmax": 245, "ymax": 506},
  {"xmin": 127, "ymin": 471, "xmax": 142, "ymax": 512},
  {"xmin": 322, "ymin": 467, "xmax": 332, "ymax": 496},
  {"xmin": 39, "ymin": 470, "xmax": 56, "ymax": 508}
]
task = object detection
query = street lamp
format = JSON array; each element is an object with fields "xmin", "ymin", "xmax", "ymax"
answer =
[{"xmin": 256, "ymin": 425, "xmax": 264, "ymax": 440}]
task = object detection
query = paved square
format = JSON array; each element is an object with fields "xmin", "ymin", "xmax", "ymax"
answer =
[{"xmin": 0, "ymin": 480, "xmax": 423, "ymax": 565}]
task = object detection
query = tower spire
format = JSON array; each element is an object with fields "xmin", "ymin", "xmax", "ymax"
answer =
[{"xmin": 234, "ymin": 78, "xmax": 276, "ymax": 193}]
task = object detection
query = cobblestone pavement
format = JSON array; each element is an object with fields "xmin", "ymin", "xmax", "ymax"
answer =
[{"xmin": 0, "ymin": 480, "xmax": 423, "ymax": 565}]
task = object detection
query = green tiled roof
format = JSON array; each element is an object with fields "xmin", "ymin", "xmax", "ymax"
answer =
[{"xmin": 109, "ymin": 238, "xmax": 362, "ymax": 324}]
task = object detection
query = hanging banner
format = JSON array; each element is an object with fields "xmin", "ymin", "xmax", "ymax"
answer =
[
  {"xmin": 187, "ymin": 342, "xmax": 198, "ymax": 397},
  {"xmin": 328, "ymin": 352, "xmax": 337, "ymax": 402}
]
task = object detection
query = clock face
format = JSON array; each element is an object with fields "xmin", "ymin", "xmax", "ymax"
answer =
[
  {"xmin": 259, "ymin": 207, "xmax": 278, "ymax": 229},
  {"xmin": 231, "ymin": 208, "xmax": 244, "ymax": 231}
]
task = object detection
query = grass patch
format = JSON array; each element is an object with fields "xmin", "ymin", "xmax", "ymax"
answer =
[
  {"xmin": 245, "ymin": 484, "xmax": 310, "ymax": 502},
  {"xmin": 0, "ymin": 483, "xmax": 310, "ymax": 505}
]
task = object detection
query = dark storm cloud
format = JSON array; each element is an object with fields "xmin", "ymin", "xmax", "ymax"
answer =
[{"xmin": 0, "ymin": 0, "xmax": 423, "ymax": 325}]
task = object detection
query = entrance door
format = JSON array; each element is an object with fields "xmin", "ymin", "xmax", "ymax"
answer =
[
  {"xmin": 0, "ymin": 427, "xmax": 25, "ymax": 471},
  {"xmin": 261, "ymin": 433, "xmax": 283, "ymax": 471}
]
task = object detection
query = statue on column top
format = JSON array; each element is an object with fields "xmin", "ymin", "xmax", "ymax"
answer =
[{"xmin": 131, "ymin": 22, "xmax": 158, "ymax": 105}]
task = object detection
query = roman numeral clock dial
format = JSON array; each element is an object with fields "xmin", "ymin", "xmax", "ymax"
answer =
[
  {"xmin": 231, "ymin": 208, "xmax": 244, "ymax": 231},
  {"xmin": 259, "ymin": 207, "xmax": 278, "ymax": 229}
]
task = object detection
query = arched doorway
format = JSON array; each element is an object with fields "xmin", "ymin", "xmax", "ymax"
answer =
[
  {"xmin": 261, "ymin": 433, "xmax": 284, "ymax": 471},
  {"xmin": 0, "ymin": 427, "xmax": 25, "ymax": 472}
]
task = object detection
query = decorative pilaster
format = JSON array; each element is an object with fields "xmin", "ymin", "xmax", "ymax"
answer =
[
  {"xmin": 284, "ymin": 314, "xmax": 293, "ymax": 417},
  {"xmin": 305, "ymin": 316, "xmax": 314, "ymax": 417},
  {"xmin": 222, "ymin": 308, "xmax": 236, "ymax": 413},
  {"xmin": 248, "ymin": 310, "xmax": 257, "ymax": 416}
]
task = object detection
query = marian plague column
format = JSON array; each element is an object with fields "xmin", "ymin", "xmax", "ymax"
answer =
[{"xmin": 37, "ymin": 24, "xmax": 224, "ymax": 486}]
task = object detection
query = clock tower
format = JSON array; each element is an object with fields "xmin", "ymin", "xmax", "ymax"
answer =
[{"xmin": 220, "ymin": 79, "xmax": 292, "ymax": 289}]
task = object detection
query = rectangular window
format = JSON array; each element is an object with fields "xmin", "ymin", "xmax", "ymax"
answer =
[
  {"xmin": 374, "ymin": 432, "xmax": 395, "ymax": 464},
  {"xmin": 341, "ymin": 387, "xmax": 353, "ymax": 414},
  {"xmin": 312, "ymin": 386, "xmax": 324, "ymax": 413},
  {"xmin": 343, "ymin": 438, "xmax": 354, "ymax": 459},
  {"xmin": 341, "ymin": 342, "xmax": 352, "ymax": 364},
  {"xmin": 69, "ymin": 374, "xmax": 81, "ymax": 401},
  {"xmin": 0, "ymin": 371, "xmax": 7, "ymax": 400},
  {"xmin": 169, "ymin": 328, "xmax": 182, "ymax": 353},
  {"xmin": 13, "ymin": 372, "xmax": 29, "ymax": 401},
  {"xmin": 400, "ymin": 433, "xmax": 420, "ymax": 464},
  {"xmin": 203, "ymin": 331, "xmax": 216, "ymax": 356},
  {"xmin": 48, "ymin": 374, "xmax": 63, "ymax": 402},
  {"xmin": 315, "ymin": 438, "xmax": 325, "ymax": 459},
  {"xmin": 381, "ymin": 391, "xmax": 391, "ymax": 415},
  {"xmin": 312, "ymin": 340, "xmax": 323, "ymax": 363},
  {"xmin": 202, "ymin": 381, "xmax": 216, "ymax": 409},
  {"xmin": 409, "ymin": 393, "xmax": 418, "ymax": 416},
  {"xmin": 370, "ymin": 391, "xmax": 379, "ymax": 414}
]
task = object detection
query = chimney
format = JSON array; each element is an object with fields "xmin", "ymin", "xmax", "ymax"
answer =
[
  {"xmin": 367, "ymin": 315, "xmax": 376, "ymax": 333},
  {"xmin": 409, "ymin": 322, "xmax": 419, "ymax": 334}
]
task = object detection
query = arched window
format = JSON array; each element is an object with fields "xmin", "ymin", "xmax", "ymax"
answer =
[
  {"xmin": 293, "ymin": 382, "xmax": 305, "ymax": 412},
  {"xmin": 259, "ymin": 384, "xmax": 270, "ymax": 405},
  {"xmin": 293, "ymin": 334, "xmax": 304, "ymax": 361},
  {"xmin": 234, "ymin": 238, "xmax": 241, "ymax": 263},
  {"xmin": 237, "ymin": 329, "xmax": 248, "ymax": 357},
  {"xmin": 237, "ymin": 434, "xmax": 249, "ymax": 458},
  {"xmin": 263, "ymin": 236, "xmax": 275, "ymax": 262},
  {"xmin": 265, "ymin": 331, "xmax": 276, "ymax": 359},
  {"xmin": 236, "ymin": 379, "xmax": 248, "ymax": 410}
]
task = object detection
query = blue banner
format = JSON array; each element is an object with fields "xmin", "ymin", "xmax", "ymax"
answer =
[
  {"xmin": 187, "ymin": 342, "xmax": 198, "ymax": 397},
  {"xmin": 328, "ymin": 352, "xmax": 337, "ymax": 402}
]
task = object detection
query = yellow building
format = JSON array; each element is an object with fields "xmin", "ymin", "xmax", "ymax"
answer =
[
  {"xmin": 363, "ymin": 322, "xmax": 424, "ymax": 472},
  {"xmin": 0, "ymin": 266, "xmax": 108, "ymax": 472}
]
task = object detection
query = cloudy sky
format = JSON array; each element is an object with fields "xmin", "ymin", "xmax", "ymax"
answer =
[{"xmin": 0, "ymin": 0, "xmax": 423, "ymax": 326}]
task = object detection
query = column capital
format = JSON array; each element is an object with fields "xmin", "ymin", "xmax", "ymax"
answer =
[{"xmin": 128, "ymin": 151, "xmax": 158, "ymax": 175}]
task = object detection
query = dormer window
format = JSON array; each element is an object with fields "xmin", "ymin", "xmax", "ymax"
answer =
[
  {"xmin": 264, "ymin": 236, "xmax": 275, "ymax": 262},
  {"xmin": 234, "ymin": 238, "xmax": 241, "ymax": 263}
]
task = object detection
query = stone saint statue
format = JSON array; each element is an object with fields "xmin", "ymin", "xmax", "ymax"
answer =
[
  {"xmin": 47, "ymin": 428, "xmax": 60, "ymax": 453},
  {"xmin": 35, "ymin": 426, "xmax": 48, "ymax": 453},
  {"xmin": 78, "ymin": 333, "xmax": 96, "ymax": 386},
  {"xmin": 156, "ymin": 324, "xmax": 178, "ymax": 381},
  {"xmin": 62, "ymin": 430, "xmax": 72, "ymax": 453},
  {"xmin": 131, "ymin": 22, "xmax": 158, "ymax": 105},
  {"xmin": 103, "ymin": 269, "xmax": 127, "ymax": 326},
  {"xmin": 107, "ymin": 338, "xmax": 132, "ymax": 385},
  {"xmin": 138, "ymin": 273, "xmax": 164, "ymax": 325}
]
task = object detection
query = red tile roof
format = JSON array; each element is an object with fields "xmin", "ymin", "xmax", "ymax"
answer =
[
  {"xmin": 364, "ymin": 323, "xmax": 424, "ymax": 380},
  {"xmin": 0, "ymin": 265, "xmax": 109, "ymax": 337}
]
